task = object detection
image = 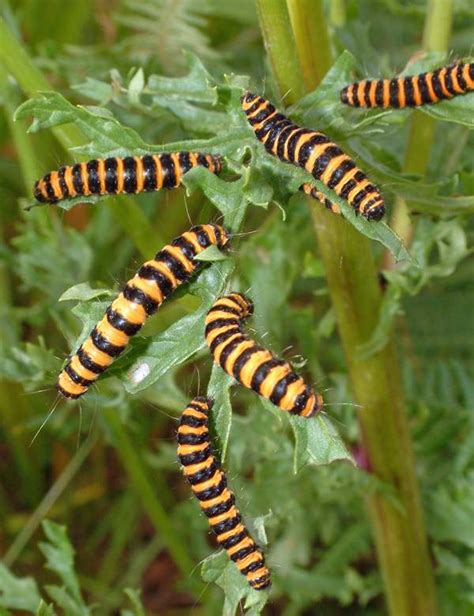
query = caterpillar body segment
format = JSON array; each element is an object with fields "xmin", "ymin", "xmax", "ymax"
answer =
[
  {"xmin": 57, "ymin": 225, "xmax": 229, "ymax": 399},
  {"xmin": 300, "ymin": 183, "xmax": 341, "ymax": 215},
  {"xmin": 340, "ymin": 62, "xmax": 474, "ymax": 108},
  {"xmin": 241, "ymin": 91, "xmax": 384, "ymax": 221},
  {"xmin": 177, "ymin": 397, "xmax": 271, "ymax": 590},
  {"xmin": 205, "ymin": 293, "xmax": 323, "ymax": 418},
  {"xmin": 34, "ymin": 152, "xmax": 222, "ymax": 204}
]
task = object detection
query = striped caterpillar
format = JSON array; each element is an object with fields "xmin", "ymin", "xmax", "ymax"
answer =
[
  {"xmin": 34, "ymin": 152, "xmax": 221, "ymax": 204},
  {"xmin": 340, "ymin": 61, "xmax": 474, "ymax": 108},
  {"xmin": 177, "ymin": 397, "xmax": 271, "ymax": 591},
  {"xmin": 58, "ymin": 224, "xmax": 229, "ymax": 399},
  {"xmin": 241, "ymin": 91, "xmax": 384, "ymax": 221},
  {"xmin": 205, "ymin": 293, "xmax": 323, "ymax": 418}
]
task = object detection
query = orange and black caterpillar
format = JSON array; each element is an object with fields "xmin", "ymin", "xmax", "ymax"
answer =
[
  {"xmin": 177, "ymin": 397, "xmax": 271, "ymax": 591},
  {"xmin": 241, "ymin": 91, "xmax": 384, "ymax": 221},
  {"xmin": 205, "ymin": 293, "xmax": 323, "ymax": 418},
  {"xmin": 340, "ymin": 61, "xmax": 474, "ymax": 108},
  {"xmin": 34, "ymin": 152, "xmax": 221, "ymax": 204},
  {"xmin": 300, "ymin": 183, "xmax": 341, "ymax": 215},
  {"xmin": 57, "ymin": 224, "xmax": 229, "ymax": 399}
]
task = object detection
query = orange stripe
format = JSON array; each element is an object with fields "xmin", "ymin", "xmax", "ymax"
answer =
[
  {"xmin": 64, "ymin": 166, "xmax": 76, "ymax": 197},
  {"xmin": 49, "ymin": 172, "xmax": 63, "ymax": 200},
  {"xmin": 424, "ymin": 72, "xmax": 438, "ymax": 102},
  {"xmin": 397, "ymin": 78, "xmax": 406, "ymax": 108},
  {"xmin": 450, "ymin": 65, "xmax": 464, "ymax": 93},
  {"xmin": 369, "ymin": 80, "xmax": 377, "ymax": 106},
  {"xmin": 463, "ymin": 63, "xmax": 474, "ymax": 88},
  {"xmin": 110, "ymin": 295, "xmax": 147, "ymax": 325},
  {"xmin": 412, "ymin": 75, "xmax": 422, "ymax": 106},
  {"xmin": 135, "ymin": 156, "xmax": 144, "ymax": 192},
  {"xmin": 357, "ymin": 80, "xmax": 366, "ymax": 107},
  {"xmin": 69, "ymin": 356, "xmax": 98, "ymax": 382},
  {"xmin": 58, "ymin": 372, "xmax": 87, "ymax": 396},
  {"xmin": 153, "ymin": 155, "xmax": 163, "ymax": 189},
  {"xmin": 115, "ymin": 158, "xmax": 124, "ymax": 193},
  {"xmin": 95, "ymin": 318, "xmax": 129, "ymax": 347},
  {"xmin": 80, "ymin": 162, "xmax": 90, "ymax": 195},
  {"xmin": 170, "ymin": 152, "xmax": 182, "ymax": 186},
  {"xmin": 97, "ymin": 159, "xmax": 106, "ymax": 194},
  {"xmin": 437, "ymin": 67, "xmax": 452, "ymax": 98},
  {"xmin": 81, "ymin": 338, "xmax": 115, "ymax": 368},
  {"xmin": 382, "ymin": 80, "xmax": 390, "ymax": 108}
]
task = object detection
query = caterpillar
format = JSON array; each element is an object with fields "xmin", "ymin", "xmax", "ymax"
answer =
[
  {"xmin": 177, "ymin": 396, "xmax": 271, "ymax": 591},
  {"xmin": 34, "ymin": 152, "xmax": 222, "ymax": 204},
  {"xmin": 205, "ymin": 293, "xmax": 323, "ymax": 418},
  {"xmin": 241, "ymin": 91, "xmax": 385, "ymax": 221},
  {"xmin": 340, "ymin": 61, "xmax": 474, "ymax": 108},
  {"xmin": 300, "ymin": 183, "xmax": 341, "ymax": 215},
  {"xmin": 57, "ymin": 224, "xmax": 229, "ymax": 399}
]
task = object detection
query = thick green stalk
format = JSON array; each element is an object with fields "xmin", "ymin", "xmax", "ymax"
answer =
[
  {"xmin": 256, "ymin": 1, "xmax": 438, "ymax": 614},
  {"xmin": 385, "ymin": 0, "xmax": 453, "ymax": 267},
  {"xmin": 102, "ymin": 409, "xmax": 200, "ymax": 594}
]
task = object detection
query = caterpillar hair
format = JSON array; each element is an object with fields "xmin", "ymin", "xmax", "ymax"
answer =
[
  {"xmin": 241, "ymin": 91, "xmax": 384, "ymax": 221},
  {"xmin": 57, "ymin": 224, "xmax": 229, "ymax": 399},
  {"xmin": 34, "ymin": 152, "xmax": 222, "ymax": 204},
  {"xmin": 340, "ymin": 61, "xmax": 474, "ymax": 108},
  {"xmin": 205, "ymin": 293, "xmax": 323, "ymax": 417},
  {"xmin": 177, "ymin": 397, "xmax": 271, "ymax": 590}
]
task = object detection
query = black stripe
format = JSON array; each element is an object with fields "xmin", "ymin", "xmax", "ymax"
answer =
[
  {"xmin": 105, "ymin": 158, "xmax": 118, "ymax": 193},
  {"xmin": 142, "ymin": 155, "xmax": 157, "ymax": 191},
  {"xmin": 364, "ymin": 81, "xmax": 372, "ymax": 106},
  {"xmin": 43, "ymin": 173, "xmax": 57, "ymax": 202},
  {"xmin": 159, "ymin": 153, "xmax": 177, "ymax": 188},
  {"xmin": 254, "ymin": 113, "xmax": 287, "ymax": 144},
  {"xmin": 106, "ymin": 306, "xmax": 142, "ymax": 336},
  {"xmin": 364, "ymin": 201, "xmax": 385, "ymax": 221},
  {"xmin": 269, "ymin": 371, "xmax": 300, "ymax": 405},
  {"xmin": 327, "ymin": 158, "xmax": 355, "ymax": 189},
  {"xmin": 389, "ymin": 78, "xmax": 399, "ymax": 108},
  {"xmin": 232, "ymin": 345, "xmax": 260, "ymax": 380},
  {"xmin": 297, "ymin": 133, "xmax": 330, "ymax": 168},
  {"xmin": 208, "ymin": 328, "xmax": 242, "ymax": 356},
  {"xmin": 194, "ymin": 475, "xmax": 227, "ymax": 501},
  {"xmin": 207, "ymin": 304, "xmax": 241, "ymax": 317},
  {"xmin": 250, "ymin": 358, "xmax": 286, "ymax": 393},
  {"xmin": 418, "ymin": 73, "xmax": 431, "ymax": 104},
  {"xmin": 178, "ymin": 445, "xmax": 211, "ymax": 466},
  {"xmin": 86, "ymin": 160, "xmax": 100, "ymax": 194},
  {"xmin": 34, "ymin": 180, "xmax": 48, "ymax": 203},
  {"xmin": 375, "ymin": 80, "xmax": 384, "ymax": 106},
  {"xmin": 276, "ymin": 123, "xmax": 297, "ymax": 160},
  {"xmin": 177, "ymin": 430, "xmax": 209, "ymax": 445},
  {"xmin": 185, "ymin": 461, "xmax": 219, "ymax": 486},
  {"xmin": 171, "ymin": 235, "xmax": 196, "ymax": 261},
  {"xmin": 77, "ymin": 347, "xmax": 106, "ymax": 374},
  {"xmin": 403, "ymin": 77, "xmax": 415, "ymax": 106},
  {"xmin": 442, "ymin": 68, "xmax": 456, "ymax": 96},
  {"xmin": 123, "ymin": 157, "xmax": 137, "ymax": 193},
  {"xmin": 219, "ymin": 530, "xmax": 247, "ymax": 550},
  {"xmin": 247, "ymin": 103, "xmax": 275, "ymax": 126},
  {"xmin": 156, "ymin": 248, "xmax": 189, "ymax": 282},
  {"xmin": 72, "ymin": 164, "xmax": 84, "ymax": 195},
  {"xmin": 194, "ymin": 226, "xmax": 212, "ymax": 248},
  {"xmin": 122, "ymin": 284, "xmax": 159, "ymax": 316},
  {"xmin": 91, "ymin": 327, "xmax": 125, "ymax": 357},
  {"xmin": 211, "ymin": 514, "xmax": 241, "ymax": 536},
  {"xmin": 241, "ymin": 558, "xmax": 266, "ymax": 576},
  {"xmin": 205, "ymin": 317, "xmax": 240, "ymax": 335},
  {"xmin": 214, "ymin": 334, "xmax": 247, "ymax": 367},
  {"xmin": 138, "ymin": 264, "xmax": 174, "ymax": 298},
  {"xmin": 197, "ymin": 153, "xmax": 210, "ymax": 169},
  {"xmin": 64, "ymin": 363, "xmax": 95, "ymax": 387},
  {"xmin": 178, "ymin": 151, "xmax": 193, "ymax": 174},
  {"xmin": 339, "ymin": 177, "xmax": 357, "ymax": 200},
  {"xmin": 57, "ymin": 167, "xmax": 69, "ymax": 199},
  {"xmin": 286, "ymin": 128, "xmax": 312, "ymax": 163},
  {"xmin": 230, "ymin": 544, "xmax": 257, "ymax": 563},
  {"xmin": 244, "ymin": 98, "xmax": 264, "ymax": 116},
  {"xmin": 312, "ymin": 145, "xmax": 343, "ymax": 180},
  {"xmin": 340, "ymin": 86, "xmax": 349, "ymax": 104},
  {"xmin": 250, "ymin": 574, "xmax": 271, "ymax": 589},
  {"xmin": 264, "ymin": 118, "xmax": 293, "ymax": 154},
  {"xmin": 290, "ymin": 387, "xmax": 311, "ymax": 415},
  {"xmin": 203, "ymin": 495, "xmax": 235, "ymax": 518},
  {"xmin": 179, "ymin": 413, "xmax": 207, "ymax": 428},
  {"xmin": 430, "ymin": 69, "xmax": 444, "ymax": 100}
]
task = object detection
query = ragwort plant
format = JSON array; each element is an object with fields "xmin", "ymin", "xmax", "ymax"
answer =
[{"xmin": 0, "ymin": 1, "xmax": 473, "ymax": 615}]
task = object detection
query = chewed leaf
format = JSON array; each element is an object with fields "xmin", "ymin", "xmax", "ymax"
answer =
[{"xmin": 290, "ymin": 414, "xmax": 354, "ymax": 473}]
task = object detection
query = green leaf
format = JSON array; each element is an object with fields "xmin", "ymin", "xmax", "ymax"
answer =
[
  {"xmin": 207, "ymin": 364, "xmax": 234, "ymax": 461},
  {"xmin": 59, "ymin": 282, "xmax": 114, "ymax": 303},
  {"xmin": 201, "ymin": 552, "xmax": 270, "ymax": 615},
  {"xmin": 123, "ymin": 261, "xmax": 234, "ymax": 394},
  {"xmin": 36, "ymin": 602, "xmax": 56, "ymax": 616},
  {"xmin": 194, "ymin": 244, "xmax": 230, "ymax": 262},
  {"xmin": 0, "ymin": 564, "xmax": 42, "ymax": 612},
  {"xmin": 121, "ymin": 589, "xmax": 145, "ymax": 616},
  {"xmin": 39, "ymin": 521, "xmax": 89, "ymax": 615},
  {"xmin": 290, "ymin": 414, "xmax": 354, "ymax": 473}
]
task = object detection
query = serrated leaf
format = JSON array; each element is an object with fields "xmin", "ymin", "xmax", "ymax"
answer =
[
  {"xmin": 290, "ymin": 414, "xmax": 354, "ymax": 472},
  {"xmin": 59, "ymin": 282, "xmax": 114, "ymax": 302},
  {"xmin": 0, "ymin": 564, "xmax": 42, "ymax": 612},
  {"xmin": 201, "ymin": 552, "xmax": 270, "ymax": 615}
]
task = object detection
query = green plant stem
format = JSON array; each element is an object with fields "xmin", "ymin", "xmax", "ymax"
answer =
[
  {"xmin": 385, "ymin": 0, "xmax": 453, "ymax": 268},
  {"xmin": 0, "ymin": 16, "xmax": 158, "ymax": 258},
  {"xmin": 330, "ymin": 0, "xmax": 347, "ymax": 27},
  {"xmin": 102, "ymin": 409, "xmax": 200, "ymax": 595},
  {"xmin": 256, "ymin": 1, "xmax": 439, "ymax": 614}
]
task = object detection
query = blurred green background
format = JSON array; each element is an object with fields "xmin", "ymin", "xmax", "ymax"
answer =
[{"xmin": 0, "ymin": 0, "xmax": 473, "ymax": 614}]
